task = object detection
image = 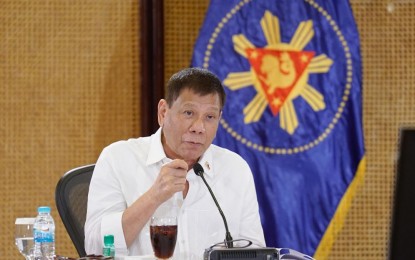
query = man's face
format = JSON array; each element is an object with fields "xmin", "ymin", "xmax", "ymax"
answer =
[{"xmin": 158, "ymin": 88, "xmax": 221, "ymax": 166}]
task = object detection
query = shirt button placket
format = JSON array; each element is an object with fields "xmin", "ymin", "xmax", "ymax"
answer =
[{"xmin": 179, "ymin": 209, "xmax": 188, "ymax": 255}]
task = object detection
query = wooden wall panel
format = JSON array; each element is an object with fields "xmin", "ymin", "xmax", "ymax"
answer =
[{"xmin": 0, "ymin": 1, "xmax": 140, "ymax": 258}]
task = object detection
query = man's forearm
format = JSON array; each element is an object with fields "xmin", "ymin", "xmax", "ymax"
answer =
[{"xmin": 121, "ymin": 189, "xmax": 160, "ymax": 247}]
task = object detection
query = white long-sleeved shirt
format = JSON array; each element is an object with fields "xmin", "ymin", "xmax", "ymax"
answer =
[{"xmin": 84, "ymin": 128, "xmax": 265, "ymax": 259}]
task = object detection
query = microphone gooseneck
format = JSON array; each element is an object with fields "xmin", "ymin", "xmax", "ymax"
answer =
[{"xmin": 193, "ymin": 163, "xmax": 234, "ymax": 248}]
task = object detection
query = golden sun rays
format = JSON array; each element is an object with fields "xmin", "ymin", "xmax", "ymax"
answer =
[{"xmin": 223, "ymin": 11, "xmax": 333, "ymax": 134}]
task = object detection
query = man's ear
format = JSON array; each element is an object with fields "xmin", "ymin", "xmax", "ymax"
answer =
[{"xmin": 158, "ymin": 99, "xmax": 168, "ymax": 127}]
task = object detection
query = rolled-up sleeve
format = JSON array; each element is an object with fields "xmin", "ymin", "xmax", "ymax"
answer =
[
  {"xmin": 84, "ymin": 147, "xmax": 129, "ymax": 255},
  {"xmin": 101, "ymin": 211, "xmax": 128, "ymax": 255}
]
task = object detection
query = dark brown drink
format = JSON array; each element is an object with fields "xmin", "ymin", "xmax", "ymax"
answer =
[{"xmin": 150, "ymin": 225, "xmax": 178, "ymax": 259}]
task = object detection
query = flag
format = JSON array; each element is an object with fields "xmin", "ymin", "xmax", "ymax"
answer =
[{"xmin": 191, "ymin": 0, "xmax": 365, "ymax": 258}]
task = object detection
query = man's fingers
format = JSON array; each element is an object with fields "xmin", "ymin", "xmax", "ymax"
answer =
[
  {"xmin": 152, "ymin": 159, "xmax": 189, "ymax": 203},
  {"xmin": 164, "ymin": 159, "xmax": 188, "ymax": 171},
  {"xmin": 162, "ymin": 159, "xmax": 188, "ymax": 177}
]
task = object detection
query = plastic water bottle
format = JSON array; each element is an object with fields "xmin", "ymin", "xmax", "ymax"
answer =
[
  {"xmin": 33, "ymin": 206, "xmax": 55, "ymax": 260},
  {"xmin": 102, "ymin": 234, "xmax": 115, "ymax": 257}
]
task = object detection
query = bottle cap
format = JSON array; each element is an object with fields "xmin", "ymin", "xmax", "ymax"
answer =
[
  {"xmin": 38, "ymin": 206, "xmax": 51, "ymax": 213},
  {"xmin": 104, "ymin": 234, "xmax": 114, "ymax": 245}
]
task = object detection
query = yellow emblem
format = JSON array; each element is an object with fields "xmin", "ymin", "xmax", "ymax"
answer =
[{"xmin": 223, "ymin": 11, "xmax": 333, "ymax": 134}]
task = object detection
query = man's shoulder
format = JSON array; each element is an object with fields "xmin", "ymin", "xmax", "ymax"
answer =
[
  {"xmin": 102, "ymin": 135, "xmax": 151, "ymax": 155},
  {"xmin": 106, "ymin": 135, "xmax": 148, "ymax": 146}
]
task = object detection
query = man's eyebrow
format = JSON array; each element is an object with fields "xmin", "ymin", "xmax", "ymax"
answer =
[
  {"xmin": 181, "ymin": 103, "xmax": 220, "ymax": 111},
  {"xmin": 180, "ymin": 103, "xmax": 196, "ymax": 110}
]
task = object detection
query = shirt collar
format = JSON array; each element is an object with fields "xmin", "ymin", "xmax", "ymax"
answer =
[
  {"xmin": 146, "ymin": 128, "xmax": 215, "ymax": 178},
  {"xmin": 146, "ymin": 128, "xmax": 167, "ymax": 166}
]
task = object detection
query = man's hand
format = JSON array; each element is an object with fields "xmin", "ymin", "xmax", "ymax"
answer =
[
  {"xmin": 149, "ymin": 159, "xmax": 188, "ymax": 204},
  {"xmin": 122, "ymin": 159, "xmax": 188, "ymax": 247}
]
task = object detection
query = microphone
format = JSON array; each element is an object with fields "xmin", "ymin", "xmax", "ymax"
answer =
[{"xmin": 193, "ymin": 163, "xmax": 233, "ymax": 248}]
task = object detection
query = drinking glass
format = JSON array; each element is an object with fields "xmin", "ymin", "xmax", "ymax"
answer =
[
  {"xmin": 150, "ymin": 216, "xmax": 178, "ymax": 259},
  {"xmin": 15, "ymin": 218, "xmax": 35, "ymax": 260}
]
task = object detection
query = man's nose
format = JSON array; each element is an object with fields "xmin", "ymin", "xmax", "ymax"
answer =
[{"xmin": 189, "ymin": 117, "xmax": 206, "ymax": 133}]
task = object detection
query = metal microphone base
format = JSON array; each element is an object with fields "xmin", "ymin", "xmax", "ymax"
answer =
[
  {"xmin": 204, "ymin": 247, "xmax": 316, "ymax": 260},
  {"xmin": 204, "ymin": 247, "xmax": 278, "ymax": 260}
]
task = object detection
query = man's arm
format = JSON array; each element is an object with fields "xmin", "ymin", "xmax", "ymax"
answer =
[
  {"xmin": 84, "ymin": 154, "xmax": 127, "ymax": 255},
  {"xmin": 121, "ymin": 159, "xmax": 188, "ymax": 246},
  {"xmin": 85, "ymin": 157, "xmax": 188, "ymax": 254}
]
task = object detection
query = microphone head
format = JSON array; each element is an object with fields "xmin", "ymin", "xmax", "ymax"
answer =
[{"xmin": 193, "ymin": 163, "xmax": 204, "ymax": 176}]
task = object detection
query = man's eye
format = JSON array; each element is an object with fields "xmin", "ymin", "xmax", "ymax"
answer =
[
  {"xmin": 184, "ymin": 111, "xmax": 193, "ymax": 116},
  {"xmin": 207, "ymin": 115, "xmax": 215, "ymax": 120}
]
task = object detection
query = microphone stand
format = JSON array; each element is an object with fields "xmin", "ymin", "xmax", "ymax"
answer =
[{"xmin": 198, "ymin": 170, "xmax": 234, "ymax": 248}]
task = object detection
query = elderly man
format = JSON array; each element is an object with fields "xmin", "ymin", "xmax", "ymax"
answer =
[{"xmin": 85, "ymin": 68, "xmax": 265, "ymax": 258}]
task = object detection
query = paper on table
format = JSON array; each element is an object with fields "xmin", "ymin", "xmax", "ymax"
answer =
[
  {"xmin": 115, "ymin": 256, "xmax": 154, "ymax": 260},
  {"xmin": 15, "ymin": 218, "xmax": 35, "ymax": 224}
]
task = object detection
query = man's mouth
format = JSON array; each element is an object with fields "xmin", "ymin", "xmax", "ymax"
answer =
[{"xmin": 184, "ymin": 140, "xmax": 203, "ymax": 145}]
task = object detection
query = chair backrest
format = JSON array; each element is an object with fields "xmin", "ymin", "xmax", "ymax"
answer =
[{"xmin": 55, "ymin": 164, "xmax": 95, "ymax": 257}]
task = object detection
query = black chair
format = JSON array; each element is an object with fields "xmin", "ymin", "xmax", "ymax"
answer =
[{"xmin": 55, "ymin": 164, "xmax": 95, "ymax": 257}]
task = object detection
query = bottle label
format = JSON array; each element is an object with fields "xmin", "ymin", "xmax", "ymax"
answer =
[
  {"xmin": 34, "ymin": 229, "xmax": 54, "ymax": 243},
  {"xmin": 103, "ymin": 247, "xmax": 115, "ymax": 257}
]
